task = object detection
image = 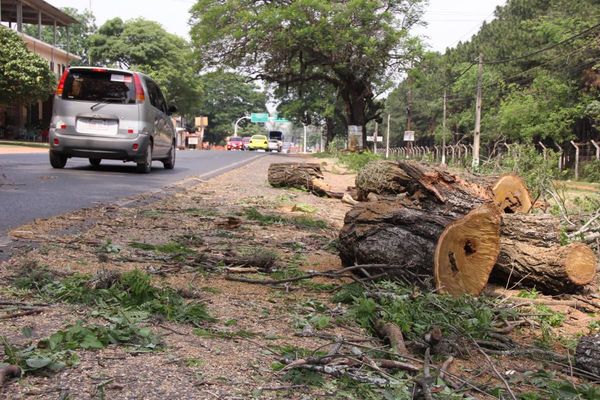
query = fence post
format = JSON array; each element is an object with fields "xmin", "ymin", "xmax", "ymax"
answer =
[
  {"xmin": 503, "ymin": 143, "xmax": 511, "ymax": 156},
  {"xmin": 450, "ymin": 145, "xmax": 456, "ymax": 164},
  {"xmin": 462, "ymin": 144, "xmax": 469, "ymax": 158},
  {"xmin": 433, "ymin": 145, "xmax": 439, "ymax": 161},
  {"xmin": 570, "ymin": 141, "xmax": 580, "ymax": 180},
  {"xmin": 553, "ymin": 142, "xmax": 563, "ymax": 171},
  {"xmin": 591, "ymin": 140, "xmax": 600, "ymax": 161}
]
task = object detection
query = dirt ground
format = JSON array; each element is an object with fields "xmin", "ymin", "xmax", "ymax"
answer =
[
  {"xmin": 0, "ymin": 155, "xmax": 359, "ymax": 399},
  {"xmin": 0, "ymin": 154, "xmax": 598, "ymax": 399}
]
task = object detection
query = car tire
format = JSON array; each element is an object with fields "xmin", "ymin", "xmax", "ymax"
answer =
[
  {"xmin": 136, "ymin": 143, "xmax": 152, "ymax": 173},
  {"xmin": 162, "ymin": 143, "xmax": 176, "ymax": 170},
  {"xmin": 49, "ymin": 151, "xmax": 67, "ymax": 169},
  {"xmin": 89, "ymin": 158, "xmax": 102, "ymax": 167}
]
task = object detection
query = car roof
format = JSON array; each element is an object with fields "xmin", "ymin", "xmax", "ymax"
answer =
[{"xmin": 69, "ymin": 66, "xmax": 146, "ymax": 77}]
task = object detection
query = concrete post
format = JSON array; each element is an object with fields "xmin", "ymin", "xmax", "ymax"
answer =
[
  {"xmin": 538, "ymin": 142, "xmax": 547, "ymax": 160},
  {"xmin": 570, "ymin": 141, "xmax": 580, "ymax": 180},
  {"xmin": 16, "ymin": 0, "xmax": 23, "ymax": 32},
  {"xmin": 591, "ymin": 140, "xmax": 600, "ymax": 161}
]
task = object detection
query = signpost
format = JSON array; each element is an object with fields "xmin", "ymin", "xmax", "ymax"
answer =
[
  {"xmin": 403, "ymin": 130, "xmax": 415, "ymax": 142},
  {"xmin": 250, "ymin": 113, "xmax": 269, "ymax": 123},
  {"xmin": 348, "ymin": 125, "xmax": 362, "ymax": 151}
]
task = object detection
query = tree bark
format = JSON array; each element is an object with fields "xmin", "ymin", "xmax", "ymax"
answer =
[
  {"xmin": 576, "ymin": 333, "xmax": 600, "ymax": 377},
  {"xmin": 492, "ymin": 213, "xmax": 597, "ymax": 294},
  {"xmin": 267, "ymin": 163, "xmax": 342, "ymax": 198},
  {"xmin": 338, "ymin": 199, "xmax": 501, "ymax": 295}
]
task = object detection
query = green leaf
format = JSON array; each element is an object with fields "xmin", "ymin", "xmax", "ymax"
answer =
[
  {"xmin": 80, "ymin": 334, "xmax": 104, "ymax": 349},
  {"xmin": 25, "ymin": 356, "xmax": 52, "ymax": 370}
]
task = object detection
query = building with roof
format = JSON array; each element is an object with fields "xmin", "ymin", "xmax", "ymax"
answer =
[{"xmin": 0, "ymin": 0, "xmax": 80, "ymax": 140}]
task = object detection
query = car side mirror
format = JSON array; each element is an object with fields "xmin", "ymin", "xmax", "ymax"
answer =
[{"xmin": 167, "ymin": 105, "xmax": 178, "ymax": 115}]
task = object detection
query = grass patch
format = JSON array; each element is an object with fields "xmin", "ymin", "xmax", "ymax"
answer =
[
  {"xmin": 244, "ymin": 207, "xmax": 328, "ymax": 229},
  {"xmin": 14, "ymin": 266, "xmax": 213, "ymax": 326},
  {"xmin": 183, "ymin": 208, "xmax": 219, "ymax": 217},
  {"xmin": 337, "ymin": 151, "xmax": 381, "ymax": 172},
  {"xmin": 0, "ymin": 140, "xmax": 49, "ymax": 148},
  {"xmin": 129, "ymin": 241, "xmax": 195, "ymax": 255}
]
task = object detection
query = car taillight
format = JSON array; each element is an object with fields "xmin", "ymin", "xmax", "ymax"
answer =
[
  {"xmin": 133, "ymin": 73, "xmax": 145, "ymax": 103},
  {"xmin": 92, "ymin": 68, "xmax": 107, "ymax": 72},
  {"xmin": 56, "ymin": 69, "xmax": 69, "ymax": 96}
]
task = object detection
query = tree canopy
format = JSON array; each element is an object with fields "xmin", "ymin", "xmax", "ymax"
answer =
[
  {"xmin": 190, "ymin": 0, "xmax": 425, "ymax": 142},
  {"xmin": 87, "ymin": 18, "xmax": 202, "ymax": 117},
  {"xmin": 382, "ymin": 0, "xmax": 600, "ymax": 148},
  {"xmin": 196, "ymin": 70, "xmax": 268, "ymax": 144},
  {"xmin": 0, "ymin": 28, "xmax": 55, "ymax": 104}
]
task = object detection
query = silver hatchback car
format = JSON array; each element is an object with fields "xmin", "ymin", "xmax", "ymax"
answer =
[{"xmin": 49, "ymin": 67, "xmax": 176, "ymax": 173}]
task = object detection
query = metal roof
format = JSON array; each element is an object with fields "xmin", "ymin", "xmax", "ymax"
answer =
[{"xmin": 1, "ymin": 0, "xmax": 80, "ymax": 27}]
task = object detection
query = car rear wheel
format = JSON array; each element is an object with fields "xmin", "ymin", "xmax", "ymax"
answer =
[
  {"xmin": 89, "ymin": 158, "xmax": 102, "ymax": 167},
  {"xmin": 162, "ymin": 143, "xmax": 176, "ymax": 170},
  {"xmin": 49, "ymin": 151, "xmax": 67, "ymax": 169},
  {"xmin": 136, "ymin": 144, "xmax": 152, "ymax": 173}
]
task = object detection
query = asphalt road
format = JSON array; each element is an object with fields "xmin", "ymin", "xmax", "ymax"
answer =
[{"xmin": 0, "ymin": 150, "xmax": 263, "ymax": 238}]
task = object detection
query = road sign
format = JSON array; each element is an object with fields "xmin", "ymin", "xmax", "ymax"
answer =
[
  {"xmin": 404, "ymin": 130, "xmax": 415, "ymax": 141},
  {"xmin": 251, "ymin": 113, "xmax": 269, "ymax": 123},
  {"xmin": 367, "ymin": 136, "xmax": 383, "ymax": 142}
]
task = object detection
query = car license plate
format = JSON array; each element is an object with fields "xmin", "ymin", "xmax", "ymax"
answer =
[{"xmin": 77, "ymin": 118, "xmax": 118, "ymax": 135}]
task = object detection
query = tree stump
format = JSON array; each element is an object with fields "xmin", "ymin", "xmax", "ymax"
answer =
[
  {"xmin": 576, "ymin": 333, "xmax": 600, "ymax": 377},
  {"xmin": 338, "ymin": 200, "xmax": 501, "ymax": 295},
  {"xmin": 267, "ymin": 163, "xmax": 342, "ymax": 198},
  {"xmin": 492, "ymin": 213, "xmax": 597, "ymax": 294}
]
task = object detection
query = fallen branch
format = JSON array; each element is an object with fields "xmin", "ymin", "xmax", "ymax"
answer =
[
  {"xmin": 472, "ymin": 339, "xmax": 517, "ymax": 400},
  {"xmin": 0, "ymin": 309, "xmax": 44, "ymax": 320},
  {"xmin": 568, "ymin": 211, "xmax": 600, "ymax": 239},
  {"xmin": 374, "ymin": 320, "xmax": 408, "ymax": 356}
]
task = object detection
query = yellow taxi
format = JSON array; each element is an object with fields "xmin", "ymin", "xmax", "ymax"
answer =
[{"xmin": 249, "ymin": 134, "xmax": 269, "ymax": 150}]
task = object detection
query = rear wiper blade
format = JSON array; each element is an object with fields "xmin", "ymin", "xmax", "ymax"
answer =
[{"xmin": 90, "ymin": 97, "xmax": 127, "ymax": 110}]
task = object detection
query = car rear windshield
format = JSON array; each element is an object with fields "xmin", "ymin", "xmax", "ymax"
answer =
[
  {"xmin": 252, "ymin": 135, "xmax": 267, "ymax": 140},
  {"xmin": 62, "ymin": 70, "xmax": 136, "ymax": 103},
  {"xmin": 230, "ymin": 137, "xmax": 243, "ymax": 142}
]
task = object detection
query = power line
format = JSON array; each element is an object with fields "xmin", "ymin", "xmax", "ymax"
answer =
[{"xmin": 485, "ymin": 21, "xmax": 600, "ymax": 65}]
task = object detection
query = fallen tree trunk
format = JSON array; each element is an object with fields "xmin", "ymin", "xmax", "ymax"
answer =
[
  {"xmin": 355, "ymin": 161, "xmax": 532, "ymax": 213},
  {"xmin": 492, "ymin": 213, "xmax": 597, "ymax": 294},
  {"xmin": 576, "ymin": 333, "xmax": 600, "ymax": 377},
  {"xmin": 338, "ymin": 200, "xmax": 501, "ymax": 295},
  {"xmin": 267, "ymin": 163, "xmax": 342, "ymax": 198}
]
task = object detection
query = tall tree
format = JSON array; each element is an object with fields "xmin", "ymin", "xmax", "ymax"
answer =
[
  {"xmin": 0, "ymin": 28, "xmax": 55, "ymax": 104},
  {"xmin": 197, "ymin": 70, "xmax": 268, "ymax": 144},
  {"xmin": 87, "ymin": 18, "xmax": 202, "ymax": 117},
  {"xmin": 24, "ymin": 7, "xmax": 97, "ymax": 65},
  {"xmin": 190, "ymin": 0, "xmax": 425, "ymax": 143}
]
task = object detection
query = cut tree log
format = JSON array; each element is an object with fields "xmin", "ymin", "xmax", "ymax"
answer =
[
  {"xmin": 575, "ymin": 333, "xmax": 600, "ymax": 377},
  {"xmin": 267, "ymin": 162, "xmax": 343, "ymax": 198},
  {"xmin": 338, "ymin": 200, "xmax": 501, "ymax": 295},
  {"xmin": 492, "ymin": 213, "xmax": 597, "ymax": 294},
  {"xmin": 355, "ymin": 161, "xmax": 532, "ymax": 214}
]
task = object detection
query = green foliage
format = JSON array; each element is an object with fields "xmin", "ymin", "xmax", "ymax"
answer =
[
  {"xmin": 346, "ymin": 281, "xmax": 517, "ymax": 341},
  {"xmin": 23, "ymin": 7, "xmax": 97, "ymax": 64},
  {"xmin": 129, "ymin": 241, "xmax": 195, "ymax": 256},
  {"xmin": 87, "ymin": 18, "xmax": 202, "ymax": 116},
  {"xmin": 0, "ymin": 28, "xmax": 55, "ymax": 104},
  {"xmin": 1, "ymin": 314, "xmax": 161, "ymax": 376},
  {"xmin": 196, "ymin": 70, "xmax": 268, "ymax": 144},
  {"xmin": 581, "ymin": 160, "xmax": 600, "ymax": 183},
  {"xmin": 15, "ymin": 267, "xmax": 213, "ymax": 326},
  {"xmin": 337, "ymin": 151, "xmax": 382, "ymax": 172},
  {"xmin": 519, "ymin": 370, "xmax": 600, "ymax": 400},
  {"xmin": 244, "ymin": 207, "xmax": 328, "ymax": 229},
  {"xmin": 190, "ymin": 0, "xmax": 426, "ymax": 135}
]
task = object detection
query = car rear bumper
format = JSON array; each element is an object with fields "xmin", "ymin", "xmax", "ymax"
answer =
[{"xmin": 49, "ymin": 131, "xmax": 150, "ymax": 162}]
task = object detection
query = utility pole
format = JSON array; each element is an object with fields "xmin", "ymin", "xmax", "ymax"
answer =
[
  {"xmin": 442, "ymin": 89, "xmax": 447, "ymax": 165},
  {"xmin": 407, "ymin": 82, "xmax": 413, "ymax": 150},
  {"xmin": 385, "ymin": 114, "xmax": 390, "ymax": 159},
  {"xmin": 473, "ymin": 53, "xmax": 483, "ymax": 168}
]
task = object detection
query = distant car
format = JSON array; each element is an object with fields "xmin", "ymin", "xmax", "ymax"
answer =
[
  {"xmin": 49, "ymin": 66, "xmax": 177, "ymax": 173},
  {"xmin": 242, "ymin": 136, "xmax": 251, "ymax": 150},
  {"xmin": 268, "ymin": 139, "xmax": 280, "ymax": 152},
  {"xmin": 249, "ymin": 134, "xmax": 268, "ymax": 150},
  {"xmin": 227, "ymin": 136, "xmax": 243, "ymax": 151}
]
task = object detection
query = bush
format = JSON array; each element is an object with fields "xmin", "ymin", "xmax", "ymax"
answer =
[{"xmin": 581, "ymin": 160, "xmax": 600, "ymax": 182}]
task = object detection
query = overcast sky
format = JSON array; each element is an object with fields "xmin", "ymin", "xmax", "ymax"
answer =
[{"xmin": 49, "ymin": 0, "xmax": 506, "ymax": 53}]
